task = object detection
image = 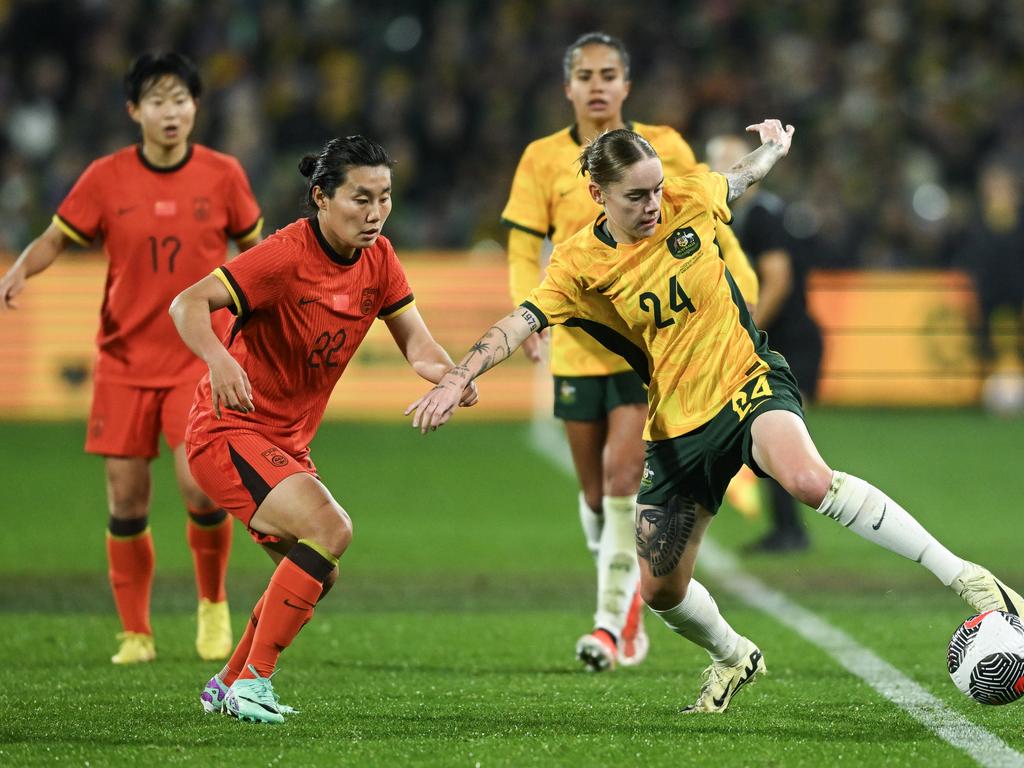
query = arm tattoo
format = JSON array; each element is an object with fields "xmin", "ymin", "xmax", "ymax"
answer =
[
  {"xmin": 470, "ymin": 341, "xmax": 489, "ymax": 355},
  {"xmin": 522, "ymin": 309, "xmax": 540, "ymax": 332},
  {"xmin": 725, "ymin": 141, "xmax": 783, "ymax": 203},
  {"xmin": 635, "ymin": 495, "xmax": 697, "ymax": 577}
]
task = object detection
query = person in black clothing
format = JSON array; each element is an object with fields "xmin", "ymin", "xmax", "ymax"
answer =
[{"xmin": 708, "ymin": 135, "xmax": 824, "ymax": 552}]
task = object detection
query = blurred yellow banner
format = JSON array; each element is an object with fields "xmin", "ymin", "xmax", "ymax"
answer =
[
  {"xmin": 808, "ymin": 270, "xmax": 982, "ymax": 405},
  {"xmin": 0, "ymin": 254, "xmax": 983, "ymax": 419}
]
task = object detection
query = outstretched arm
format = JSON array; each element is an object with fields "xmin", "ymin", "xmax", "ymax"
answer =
[
  {"xmin": 0, "ymin": 222, "xmax": 73, "ymax": 310},
  {"xmin": 169, "ymin": 275, "xmax": 254, "ymax": 419},
  {"xmin": 384, "ymin": 306, "xmax": 478, "ymax": 407},
  {"xmin": 724, "ymin": 119, "xmax": 795, "ymax": 203},
  {"xmin": 405, "ymin": 306, "xmax": 541, "ymax": 433}
]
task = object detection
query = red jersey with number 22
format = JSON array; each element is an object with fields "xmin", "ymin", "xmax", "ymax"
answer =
[
  {"xmin": 187, "ymin": 216, "xmax": 415, "ymax": 457},
  {"xmin": 54, "ymin": 144, "xmax": 262, "ymax": 386}
]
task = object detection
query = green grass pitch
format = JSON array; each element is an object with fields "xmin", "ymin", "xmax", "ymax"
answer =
[{"xmin": 1, "ymin": 409, "xmax": 1022, "ymax": 766}]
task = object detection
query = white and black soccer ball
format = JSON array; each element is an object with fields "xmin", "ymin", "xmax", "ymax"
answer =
[{"xmin": 948, "ymin": 610, "xmax": 1024, "ymax": 705}]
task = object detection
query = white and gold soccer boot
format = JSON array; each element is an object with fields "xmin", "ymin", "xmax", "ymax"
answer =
[
  {"xmin": 951, "ymin": 562, "xmax": 1024, "ymax": 616},
  {"xmin": 681, "ymin": 637, "xmax": 766, "ymax": 713},
  {"xmin": 196, "ymin": 598, "xmax": 233, "ymax": 661}
]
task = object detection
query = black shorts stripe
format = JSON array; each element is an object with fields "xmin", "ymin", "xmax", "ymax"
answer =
[
  {"xmin": 379, "ymin": 293, "xmax": 414, "ymax": 317},
  {"xmin": 500, "ymin": 217, "xmax": 546, "ymax": 239},
  {"xmin": 287, "ymin": 541, "xmax": 336, "ymax": 582},
  {"xmin": 228, "ymin": 443, "xmax": 272, "ymax": 511},
  {"xmin": 219, "ymin": 265, "xmax": 251, "ymax": 318}
]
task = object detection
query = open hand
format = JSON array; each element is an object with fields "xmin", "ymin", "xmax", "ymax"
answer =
[{"xmin": 405, "ymin": 377, "xmax": 462, "ymax": 434}]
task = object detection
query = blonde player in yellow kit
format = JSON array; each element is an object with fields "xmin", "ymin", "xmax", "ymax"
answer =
[
  {"xmin": 501, "ymin": 32, "xmax": 759, "ymax": 672},
  {"xmin": 410, "ymin": 121, "xmax": 1024, "ymax": 713}
]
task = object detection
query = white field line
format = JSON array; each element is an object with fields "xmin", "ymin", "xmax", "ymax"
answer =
[{"xmin": 528, "ymin": 418, "xmax": 1024, "ymax": 768}]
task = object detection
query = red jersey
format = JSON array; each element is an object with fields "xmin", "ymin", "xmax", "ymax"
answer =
[
  {"xmin": 187, "ymin": 216, "xmax": 415, "ymax": 456},
  {"xmin": 54, "ymin": 144, "xmax": 262, "ymax": 387}
]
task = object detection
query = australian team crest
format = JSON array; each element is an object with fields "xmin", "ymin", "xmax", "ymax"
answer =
[{"xmin": 667, "ymin": 226, "xmax": 700, "ymax": 259}]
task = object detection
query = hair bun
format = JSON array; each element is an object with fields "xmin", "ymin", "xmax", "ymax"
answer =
[{"xmin": 298, "ymin": 155, "xmax": 317, "ymax": 178}]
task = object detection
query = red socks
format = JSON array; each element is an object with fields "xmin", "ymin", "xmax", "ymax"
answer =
[
  {"xmin": 187, "ymin": 509, "xmax": 232, "ymax": 602},
  {"xmin": 106, "ymin": 517, "xmax": 155, "ymax": 636},
  {"xmin": 236, "ymin": 542, "xmax": 335, "ymax": 680}
]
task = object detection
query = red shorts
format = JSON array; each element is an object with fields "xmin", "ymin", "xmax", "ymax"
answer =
[
  {"xmin": 186, "ymin": 430, "xmax": 317, "ymax": 540},
  {"xmin": 86, "ymin": 379, "xmax": 198, "ymax": 458}
]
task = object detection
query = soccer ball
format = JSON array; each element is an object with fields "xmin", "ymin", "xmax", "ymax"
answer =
[{"xmin": 947, "ymin": 611, "xmax": 1024, "ymax": 705}]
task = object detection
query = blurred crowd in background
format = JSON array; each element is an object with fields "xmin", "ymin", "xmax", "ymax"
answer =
[{"xmin": 1, "ymin": 0, "xmax": 1023, "ymax": 275}]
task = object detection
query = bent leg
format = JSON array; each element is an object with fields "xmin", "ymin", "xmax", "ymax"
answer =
[
  {"xmin": 219, "ymin": 537, "xmax": 339, "ymax": 685},
  {"xmin": 635, "ymin": 496, "xmax": 742, "ymax": 661},
  {"xmin": 236, "ymin": 473, "xmax": 351, "ymax": 679},
  {"xmin": 750, "ymin": 409, "xmax": 965, "ymax": 585}
]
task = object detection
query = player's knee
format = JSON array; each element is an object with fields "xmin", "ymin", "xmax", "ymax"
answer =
[
  {"xmin": 108, "ymin": 490, "xmax": 149, "ymax": 519},
  {"xmin": 603, "ymin": 463, "xmax": 642, "ymax": 498},
  {"xmin": 581, "ymin": 490, "xmax": 602, "ymax": 515},
  {"xmin": 181, "ymin": 485, "xmax": 216, "ymax": 513},
  {"xmin": 781, "ymin": 465, "xmax": 831, "ymax": 507},
  {"xmin": 312, "ymin": 502, "xmax": 352, "ymax": 558},
  {"xmin": 640, "ymin": 576, "xmax": 688, "ymax": 612}
]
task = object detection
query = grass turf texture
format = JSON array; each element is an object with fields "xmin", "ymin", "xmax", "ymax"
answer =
[{"xmin": 1, "ymin": 410, "xmax": 1022, "ymax": 766}]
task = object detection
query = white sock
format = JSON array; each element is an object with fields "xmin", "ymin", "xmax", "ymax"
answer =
[
  {"xmin": 816, "ymin": 472, "xmax": 964, "ymax": 585},
  {"xmin": 578, "ymin": 492, "xmax": 602, "ymax": 561},
  {"xmin": 650, "ymin": 579, "xmax": 741, "ymax": 663},
  {"xmin": 594, "ymin": 494, "xmax": 640, "ymax": 636}
]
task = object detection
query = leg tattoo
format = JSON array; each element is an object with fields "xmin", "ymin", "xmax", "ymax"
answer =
[{"xmin": 635, "ymin": 495, "xmax": 697, "ymax": 577}]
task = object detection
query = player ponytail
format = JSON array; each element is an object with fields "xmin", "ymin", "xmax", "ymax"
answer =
[
  {"xmin": 578, "ymin": 129, "xmax": 658, "ymax": 188},
  {"xmin": 299, "ymin": 135, "xmax": 393, "ymax": 211}
]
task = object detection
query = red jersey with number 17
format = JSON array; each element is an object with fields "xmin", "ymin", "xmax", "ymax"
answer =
[
  {"xmin": 186, "ymin": 216, "xmax": 415, "ymax": 457},
  {"xmin": 54, "ymin": 144, "xmax": 262, "ymax": 387}
]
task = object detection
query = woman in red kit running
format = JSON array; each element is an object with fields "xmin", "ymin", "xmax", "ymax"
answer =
[{"xmin": 170, "ymin": 134, "xmax": 476, "ymax": 723}]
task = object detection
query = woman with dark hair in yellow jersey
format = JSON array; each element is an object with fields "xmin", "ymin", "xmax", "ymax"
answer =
[
  {"xmin": 500, "ymin": 31, "xmax": 760, "ymax": 672},
  {"xmin": 411, "ymin": 121, "xmax": 1022, "ymax": 714}
]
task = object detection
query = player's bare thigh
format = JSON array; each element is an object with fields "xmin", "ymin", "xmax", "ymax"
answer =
[
  {"xmin": 635, "ymin": 495, "xmax": 714, "ymax": 610},
  {"xmin": 563, "ymin": 419, "xmax": 607, "ymax": 511},
  {"xmin": 603, "ymin": 403, "xmax": 646, "ymax": 496},
  {"xmin": 104, "ymin": 457, "xmax": 152, "ymax": 520},
  {"xmin": 749, "ymin": 409, "xmax": 831, "ymax": 507},
  {"xmin": 248, "ymin": 472, "xmax": 352, "ymax": 558}
]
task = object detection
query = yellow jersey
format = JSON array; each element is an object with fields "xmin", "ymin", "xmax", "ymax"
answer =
[
  {"xmin": 522, "ymin": 172, "xmax": 787, "ymax": 441},
  {"xmin": 502, "ymin": 122, "xmax": 758, "ymax": 377}
]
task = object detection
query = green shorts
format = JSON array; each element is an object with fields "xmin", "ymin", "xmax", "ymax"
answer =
[
  {"xmin": 553, "ymin": 371, "xmax": 648, "ymax": 421},
  {"xmin": 636, "ymin": 367, "xmax": 804, "ymax": 514}
]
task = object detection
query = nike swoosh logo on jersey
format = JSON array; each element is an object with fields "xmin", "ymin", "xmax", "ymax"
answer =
[
  {"xmin": 871, "ymin": 503, "xmax": 887, "ymax": 531},
  {"xmin": 116, "ymin": 205, "xmax": 138, "ymax": 216},
  {"xmin": 298, "ymin": 297, "xmax": 318, "ymax": 306},
  {"xmin": 282, "ymin": 598, "xmax": 308, "ymax": 610}
]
